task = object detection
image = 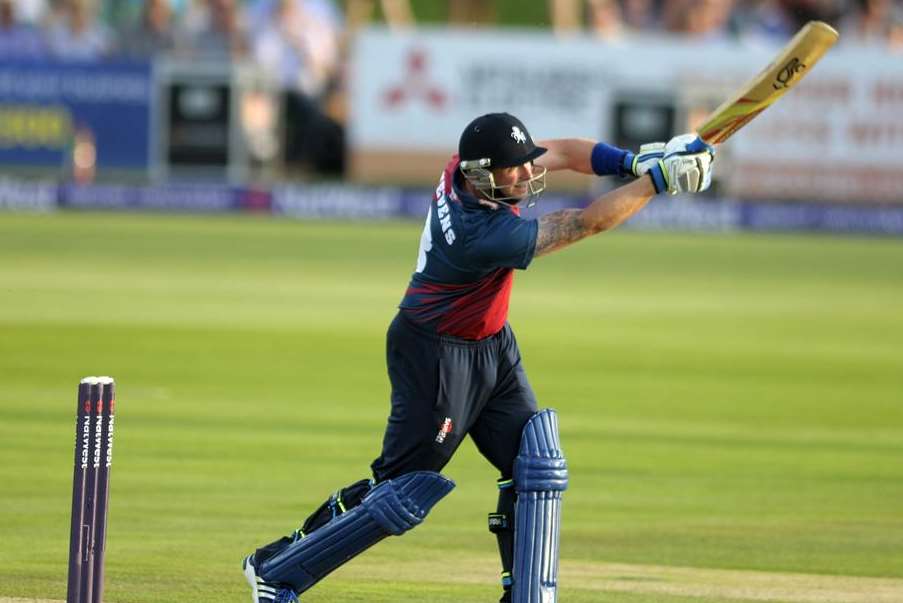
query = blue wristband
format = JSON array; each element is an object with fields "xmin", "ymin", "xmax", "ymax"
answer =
[{"xmin": 591, "ymin": 142, "xmax": 631, "ymax": 177}]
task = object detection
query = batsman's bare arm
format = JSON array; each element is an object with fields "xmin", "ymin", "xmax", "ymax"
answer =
[
  {"xmin": 533, "ymin": 138, "xmax": 655, "ymax": 257},
  {"xmin": 533, "ymin": 179, "xmax": 654, "ymax": 257},
  {"xmin": 535, "ymin": 138, "xmax": 597, "ymax": 174}
]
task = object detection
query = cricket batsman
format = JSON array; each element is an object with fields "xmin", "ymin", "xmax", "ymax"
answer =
[{"xmin": 243, "ymin": 112, "xmax": 715, "ymax": 602}]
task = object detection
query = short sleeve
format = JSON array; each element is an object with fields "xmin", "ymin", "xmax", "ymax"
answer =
[{"xmin": 469, "ymin": 211, "xmax": 538, "ymax": 270}]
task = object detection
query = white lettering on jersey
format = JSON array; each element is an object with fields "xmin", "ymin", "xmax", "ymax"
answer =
[
  {"xmin": 416, "ymin": 170, "xmax": 457, "ymax": 273},
  {"xmin": 435, "ymin": 171, "xmax": 446, "ymax": 201},
  {"xmin": 436, "ymin": 196, "xmax": 455, "ymax": 244}
]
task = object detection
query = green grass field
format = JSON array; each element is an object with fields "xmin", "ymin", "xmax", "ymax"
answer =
[{"xmin": 1, "ymin": 211, "xmax": 902, "ymax": 603}]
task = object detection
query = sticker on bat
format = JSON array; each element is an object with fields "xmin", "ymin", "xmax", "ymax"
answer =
[{"xmin": 773, "ymin": 57, "xmax": 806, "ymax": 90}]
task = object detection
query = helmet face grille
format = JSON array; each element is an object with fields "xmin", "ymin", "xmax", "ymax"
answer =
[{"xmin": 460, "ymin": 163, "xmax": 547, "ymax": 208}]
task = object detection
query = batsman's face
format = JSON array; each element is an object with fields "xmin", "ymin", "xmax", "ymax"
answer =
[{"xmin": 491, "ymin": 162, "xmax": 534, "ymax": 201}]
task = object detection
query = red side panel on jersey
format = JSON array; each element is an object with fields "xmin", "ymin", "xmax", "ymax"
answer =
[
  {"xmin": 441, "ymin": 269, "xmax": 514, "ymax": 339},
  {"xmin": 404, "ymin": 268, "xmax": 514, "ymax": 340},
  {"xmin": 399, "ymin": 155, "xmax": 536, "ymax": 340}
]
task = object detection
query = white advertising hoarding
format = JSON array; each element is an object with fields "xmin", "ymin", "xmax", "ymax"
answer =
[{"xmin": 350, "ymin": 27, "xmax": 903, "ymax": 203}]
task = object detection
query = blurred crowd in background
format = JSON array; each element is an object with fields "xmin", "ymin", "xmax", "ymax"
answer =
[
  {"xmin": 1, "ymin": 0, "xmax": 901, "ymax": 177},
  {"xmin": 3, "ymin": 0, "xmax": 901, "ymax": 88}
]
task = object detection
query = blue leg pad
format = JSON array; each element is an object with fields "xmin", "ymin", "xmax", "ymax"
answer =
[
  {"xmin": 259, "ymin": 471, "xmax": 454, "ymax": 594},
  {"xmin": 512, "ymin": 409, "xmax": 568, "ymax": 603}
]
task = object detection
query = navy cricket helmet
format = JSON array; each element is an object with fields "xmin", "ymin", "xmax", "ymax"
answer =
[
  {"xmin": 458, "ymin": 113, "xmax": 548, "ymax": 205},
  {"xmin": 458, "ymin": 112, "xmax": 547, "ymax": 168}
]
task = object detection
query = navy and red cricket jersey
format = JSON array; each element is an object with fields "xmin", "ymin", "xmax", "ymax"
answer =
[{"xmin": 399, "ymin": 156, "xmax": 539, "ymax": 340}]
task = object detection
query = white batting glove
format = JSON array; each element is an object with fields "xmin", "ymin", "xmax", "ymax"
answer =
[
  {"xmin": 628, "ymin": 142, "xmax": 665, "ymax": 177},
  {"xmin": 664, "ymin": 133, "xmax": 715, "ymax": 158},
  {"xmin": 647, "ymin": 134, "xmax": 715, "ymax": 195}
]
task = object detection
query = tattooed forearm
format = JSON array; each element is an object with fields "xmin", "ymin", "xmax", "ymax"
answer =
[
  {"xmin": 533, "ymin": 178, "xmax": 656, "ymax": 258},
  {"xmin": 534, "ymin": 209, "xmax": 594, "ymax": 257}
]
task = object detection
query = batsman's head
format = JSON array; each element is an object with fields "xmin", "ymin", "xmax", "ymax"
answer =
[{"xmin": 458, "ymin": 113, "xmax": 547, "ymax": 206}]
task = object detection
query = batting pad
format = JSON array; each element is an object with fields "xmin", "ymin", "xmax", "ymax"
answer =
[
  {"xmin": 512, "ymin": 409, "xmax": 568, "ymax": 603},
  {"xmin": 260, "ymin": 471, "xmax": 454, "ymax": 594}
]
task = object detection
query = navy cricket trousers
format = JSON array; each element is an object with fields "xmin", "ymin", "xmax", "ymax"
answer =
[
  {"xmin": 252, "ymin": 311, "xmax": 538, "ymax": 575},
  {"xmin": 370, "ymin": 311, "xmax": 539, "ymax": 482}
]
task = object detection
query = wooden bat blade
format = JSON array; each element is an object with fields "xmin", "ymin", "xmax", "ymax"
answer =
[{"xmin": 697, "ymin": 21, "xmax": 839, "ymax": 145}]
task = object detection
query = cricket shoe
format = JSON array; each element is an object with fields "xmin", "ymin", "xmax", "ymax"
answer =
[{"xmin": 243, "ymin": 554, "xmax": 299, "ymax": 603}]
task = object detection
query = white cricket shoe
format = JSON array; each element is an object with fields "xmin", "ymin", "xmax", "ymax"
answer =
[{"xmin": 242, "ymin": 554, "xmax": 299, "ymax": 603}]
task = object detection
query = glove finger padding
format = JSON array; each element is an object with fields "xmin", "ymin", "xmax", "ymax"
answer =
[
  {"xmin": 698, "ymin": 152, "xmax": 713, "ymax": 191},
  {"xmin": 632, "ymin": 142, "xmax": 665, "ymax": 177},
  {"xmin": 645, "ymin": 133, "xmax": 716, "ymax": 195},
  {"xmin": 664, "ymin": 151, "xmax": 713, "ymax": 194}
]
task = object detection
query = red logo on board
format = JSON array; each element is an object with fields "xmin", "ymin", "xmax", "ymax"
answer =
[{"xmin": 383, "ymin": 48, "xmax": 447, "ymax": 110}]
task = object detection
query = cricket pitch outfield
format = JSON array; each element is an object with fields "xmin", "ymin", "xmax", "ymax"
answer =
[
  {"xmin": 1, "ymin": 212, "xmax": 901, "ymax": 602},
  {"xmin": 4, "ymin": 560, "xmax": 903, "ymax": 602}
]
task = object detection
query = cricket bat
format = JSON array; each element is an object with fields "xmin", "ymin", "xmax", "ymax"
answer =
[{"xmin": 697, "ymin": 21, "xmax": 839, "ymax": 145}]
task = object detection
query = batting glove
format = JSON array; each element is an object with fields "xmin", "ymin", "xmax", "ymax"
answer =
[
  {"xmin": 623, "ymin": 142, "xmax": 666, "ymax": 177},
  {"xmin": 647, "ymin": 134, "xmax": 715, "ymax": 195}
]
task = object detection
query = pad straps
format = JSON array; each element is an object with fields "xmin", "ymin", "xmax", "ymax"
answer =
[
  {"xmin": 260, "ymin": 471, "xmax": 454, "ymax": 594},
  {"xmin": 489, "ymin": 477, "xmax": 516, "ymax": 593}
]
